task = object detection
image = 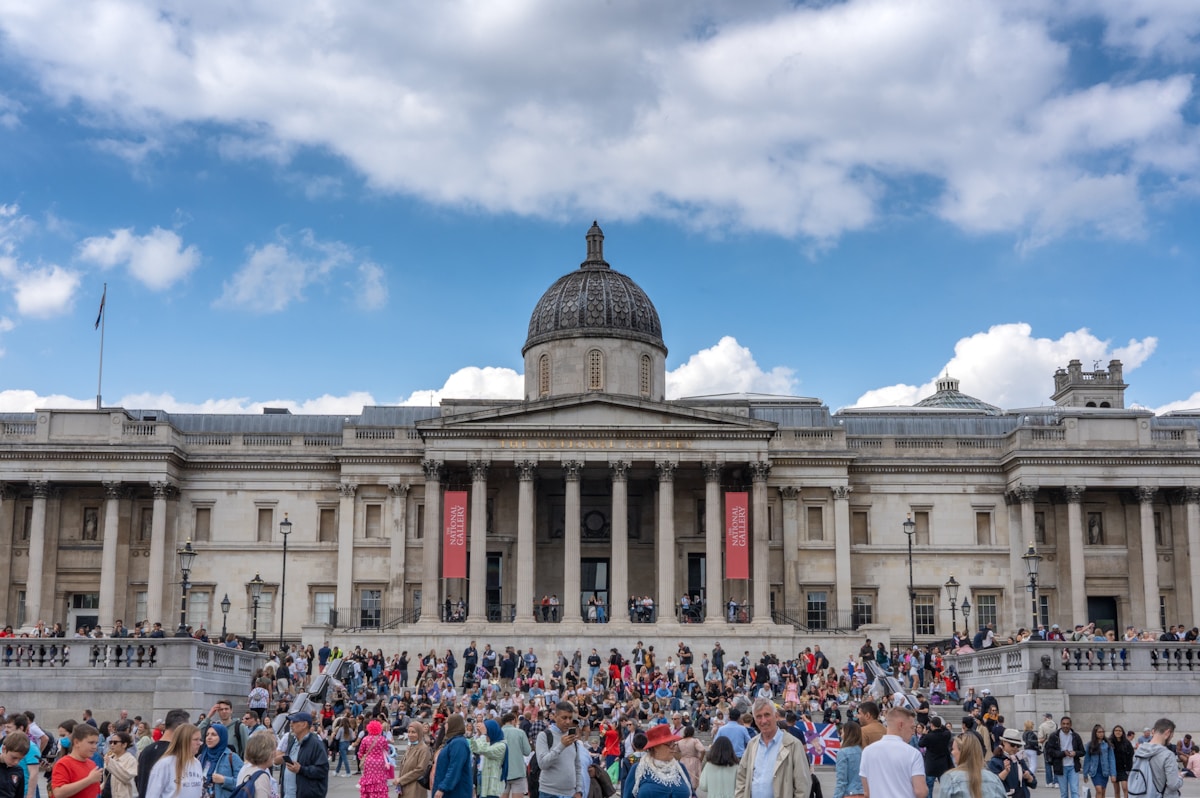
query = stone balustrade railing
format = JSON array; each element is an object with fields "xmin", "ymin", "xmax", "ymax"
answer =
[
  {"xmin": 0, "ymin": 637, "xmax": 261, "ymax": 676},
  {"xmin": 952, "ymin": 640, "xmax": 1200, "ymax": 681}
]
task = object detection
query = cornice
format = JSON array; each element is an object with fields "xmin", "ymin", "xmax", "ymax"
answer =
[
  {"xmin": 420, "ymin": 429, "xmax": 774, "ymax": 441},
  {"xmin": 0, "ymin": 449, "xmax": 186, "ymax": 465},
  {"xmin": 768, "ymin": 456, "xmax": 857, "ymax": 466},
  {"xmin": 849, "ymin": 464, "xmax": 1006, "ymax": 475},
  {"xmin": 1002, "ymin": 455, "xmax": 1200, "ymax": 468}
]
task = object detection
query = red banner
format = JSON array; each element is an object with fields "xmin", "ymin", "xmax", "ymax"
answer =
[
  {"xmin": 442, "ymin": 491, "xmax": 468, "ymax": 579},
  {"xmin": 725, "ymin": 491, "xmax": 749, "ymax": 579}
]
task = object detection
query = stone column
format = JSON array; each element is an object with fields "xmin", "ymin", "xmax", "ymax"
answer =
[
  {"xmin": 419, "ymin": 460, "xmax": 443, "ymax": 623},
  {"xmin": 833, "ymin": 485, "xmax": 852, "ymax": 623},
  {"xmin": 468, "ymin": 461, "xmax": 489, "ymax": 621},
  {"xmin": 750, "ymin": 462, "xmax": 771, "ymax": 622},
  {"xmin": 1186, "ymin": 488, "xmax": 1200, "ymax": 626},
  {"xmin": 515, "ymin": 461, "xmax": 536, "ymax": 621},
  {"xmin": 0, "ymin": 484, "xmax": 12, "ymax": 623},
  {"xmin": 98, "ymin": 481, "xmax": 123, "ymax": 629},
  {"xmin": 703, "ymin": 463, "xmax": 723, "ymax": 623},
  {"xmin": 1016, "ymin": 486, "xmax": 1038, "ymax": 630},
  {"xmin": 1064, "ymin": 486, "xmax": 1086, "ymax": 624},
  {"xmin": 610, "ymin": 461, "xmax": 630, "ymax": 625},
  {"xmin": 146, "ymin": 481, "xmax": 171, "ymax": 628},
  {"xmin": 562, "ymin": 460, "xmax": 582, "ymax": 622},
  {"xmin": 781, "ymin": 487, "xmax": 801, "ymax": 610},
  {"xmin": 25, "ymin": 481, "xmax": 50, "ymax": 624},
  {"xmin": 388, "ymin": 483, "xmax": 409, "ymax": 613},
  {"xmin": 336, "ymin": 483, "xmax": 357, "ymax": 609},
  {"xmin": 1138, "ymin": 487, "xmax": 1160, "ymax": 632},
  {"xmin": 656, "ymin": 461, "xmax": 677, "ymax": 622}
]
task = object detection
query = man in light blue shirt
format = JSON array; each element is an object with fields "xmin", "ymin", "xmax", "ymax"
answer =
[
  {"xmin": 714, "ymin": 708, "xmax": 753, "ymax": 758},
  {"xmin": 734, "ymin": 699, "xmax": 810, "ymax": 798}
]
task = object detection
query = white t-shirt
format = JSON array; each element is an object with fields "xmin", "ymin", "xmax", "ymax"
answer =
[{"xmin": 859, "ymin": 734, "xmax": 925, "ymax": 798}]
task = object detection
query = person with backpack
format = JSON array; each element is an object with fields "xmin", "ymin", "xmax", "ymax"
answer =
[
  {"xmin": 1129, "ymin": 719, "xmax": 1183, "ymax": 798},
  {"xmin": 535, "ymin": 702, "xmax": 585, "ymax": 798},
  {"xmin": 200, "ymin": 726, "xmax": 244, "ymax": 798},
  {"xmin": 232, "ymin": 732, "xmax": 277, "ymax": 798}
]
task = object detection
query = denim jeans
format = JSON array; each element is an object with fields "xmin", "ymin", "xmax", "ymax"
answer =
[
  {"xmin": 336, "ymin": 740, "xmax": 352, "ymax": 774},
  {"xmin": 1059, "ymin": 764, "xmax": 1080, "ymax": 798},
  {"xmin": 1045, "ymin": 756, "xmax": 1058, "ymax": 785}
]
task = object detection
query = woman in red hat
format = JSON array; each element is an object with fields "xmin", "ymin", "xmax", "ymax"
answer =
[{"xmin": 625, "ymin": 725, "xmax": 691, "ymax": 798}]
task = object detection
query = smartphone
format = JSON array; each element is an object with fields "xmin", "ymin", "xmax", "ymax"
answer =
[{"xmin": 282, "ymin": 755, "xmax": 294, "ymax": 765}]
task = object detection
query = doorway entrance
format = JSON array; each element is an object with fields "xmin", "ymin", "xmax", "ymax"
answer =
[
  {"xmin": 486, "ymin": 553, "xmax": 504, "ymax": 620},
  {"xmin": 1087, "ymin": 596, "xmax": 1118, "ymax": 634},
  {"xmin": 67, "ymin": 593, "xmax": 100, "ymax": 635},
  {"xmin": 686, "ymin": 554, "xmax": 706, "ymax": 622},
  {"xmin": 581, "ymin": 558, "xmax": 609, "ymax": 622}
]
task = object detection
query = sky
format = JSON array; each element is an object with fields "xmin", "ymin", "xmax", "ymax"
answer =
[{"xmin": 1, "ymin": 0, "xmax": 1199, "ymax": 417}]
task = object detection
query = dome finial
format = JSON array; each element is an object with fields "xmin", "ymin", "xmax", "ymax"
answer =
[{"xmin": 582, "ymin": 221, "xmax": 609, "ymax": 270}]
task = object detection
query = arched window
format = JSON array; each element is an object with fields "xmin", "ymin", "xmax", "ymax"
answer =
[
  {"xmin": 640, "ymin": 354, "xmax": 652, "ymax": 398},
  {"xmin": 587, "ymin": 349, "xmax": 605, "ymax": 391},
  {"xmin": 539, "ymin": 354, "xmax": 551, "ymax": 397}
]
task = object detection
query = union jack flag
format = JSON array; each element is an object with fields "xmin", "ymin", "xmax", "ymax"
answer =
[{"xmin": 801, "ymin": 721, "xmax": 841, "ymax": 765}]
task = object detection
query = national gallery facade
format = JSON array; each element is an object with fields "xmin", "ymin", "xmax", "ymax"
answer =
[{"xmin": 2, "ymin": 224, "xmax": 1200, "ymax": 644}]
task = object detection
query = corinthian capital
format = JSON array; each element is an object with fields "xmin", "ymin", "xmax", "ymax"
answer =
[
  {"xmin": 1063, "ymin": 486, "xmax": 1084, "ymax": 504},
  {"xmin": 339, "ymin": 482, "xmax": 358, "ymax": 498},
  {"xmin": 610, "ymin": 460, "xmax": 630, "ymax": 482},
  {"xmin": 656, "ymin": 461, "xmax": 677, "ymax": 483},
  {"xmin": 832, "ymin": 486, "xmax": 851, "ymax": 501},
  {"xmin": 388, "ymin": 482, "xmax": 410, "ymax": 498},
  {"xmin": 749, "ymin": 462, "xmax": 771, "ymax": 483},
  {"xmin": 780, "ymin": 486, "xmax": 801, "ymax": 501},
  {"xmin": 421, "ymin": 459, "xmax": 444, "ymax": 481},
  {"xmin": 31, "ymin": 480, "xmax": 51, "ymax": 499},
  {"xmin": 562, "ymin": 460, "xmax": 582, "ymax": 481},
  {"xmin": 469, "ymin": 460, "xmax": 490, "ymax": 483},
  {"xmin": 1137, "ymin": 486, "xmax": 1157, "ymax": 504}
]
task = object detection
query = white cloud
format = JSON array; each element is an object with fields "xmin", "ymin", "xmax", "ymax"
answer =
[
  {"xmin": 400, "ymin": 367, "xmax": 524, "ymax": 406},
  {"xmin": 11, "ymin": 264, "xmax": 80, "ymax": 317},
  {"xmin": 0, "ymin": 388, "xmax": 377, "ymax": 414},
  {"xmin": 850, "ymin": 323, "xmax": 1158, "ymax": 409},
  {"xmin": 1155, "ymin": 393, "xmax": 1200, "ymax": 415},
  {"xmin": 0, "ymin": 389, "xmax": 93, "ymax": 411},
  {"xmin": 218, "ymin": 229, "xmax": 380, "ymax": 313},
  {"xmin": 78, "ymin": 226, "xmax": 201, "ymax": 290},
  {"xmin": 666, "ymin": 336, "xmax": 797, "ymax": 398},
  {"xmin": 1, "ymin": 1, "xmax": 1196, "ymax": 245}
]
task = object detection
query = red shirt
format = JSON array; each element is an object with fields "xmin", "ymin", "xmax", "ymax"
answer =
[{"xmin": 52, "ymin": 755, "xmax": 100, "ymax": 798}]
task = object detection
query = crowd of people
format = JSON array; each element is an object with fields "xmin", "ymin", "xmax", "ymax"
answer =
[{"xmin": 2, "ymin": 630, "xmax": 1196, "ymax": 798}]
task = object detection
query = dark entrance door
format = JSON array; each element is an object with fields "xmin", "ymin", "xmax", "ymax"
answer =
[
  {"xmin": 581, "ymin": 558, "xmax": 609, "ymax": 621},
  {"xmin": 1087, "ymin": 596, "xmax": 1118, "ymax": 634},
  {"xmin": 486, "ymin": 553, "xmax": 503, "ymax": 620},
  {"xmin": 686, "ymin": 554, "xmax": 706, "ymax": 621}
]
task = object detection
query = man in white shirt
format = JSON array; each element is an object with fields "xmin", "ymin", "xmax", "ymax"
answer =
[{"xmin": 860, "ymin": 706, "xmax": 928, "ymax": 798}]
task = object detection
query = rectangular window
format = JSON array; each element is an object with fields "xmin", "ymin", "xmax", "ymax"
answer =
[
  {"xmin": 139, "ymin": 507, "xmax": 153, "ymax": 542},
  {"xmin": 915, "ymin": 595, "xmax": 936, "ymax": 636},
  {"xmin": 257, "ymin": 508, "xmax": 272, "ymax": 543},
  {"xmin": 975, "ymin": 512, "xmax": 992, "ymax": 545},
  {"xmin": 257, "ymin": 591, "xmax": 275, "ymax": 634},
  {"xmin": 807, "ymin": 506, "xmax": 825, "ymax": 542},
  {"xmin": 313, "ymin": 591, "xmax": 335, "ymax": 625},
  {"xmin": 1160, "ymin": 596, "xmax": 1167, "ymax": 633},
  {"xmin": 360, "ymin": 589, "xmax": 382, "ymax": 629},
  {"xmin": 319, "ymin": 508, "xmax": 337, "ymax": 543},
  {"xmin": 1035, "ymin": 511, "xmax": 1047, "ymax": 545},
  {"xmin": 806, "ymin": 591, "xmax": 828, "ymax": 630},
  {"xmin": 416, "ymin": 505, "xmax": 425, "ymax": 539},
  {"xmin": 1038, "ymin": 595, "xmax": 1050, "ymax": 630},
  {"xmin": 365, "ymin": 504, "xmax": 382, "ymax": 539},
  {"xmin": 852, "ymin": 594, "xmax": 874, "ymax": 627},
  {"xmin": 1154, "ymin": 512, "xmax": 1168, "ymax": 547},
  {"xmin": 194, "ymin": 507, "xmax": 212, "ymax": 542},
  {"xmin": 695, "ymin": 499, "xmax": 705, "ymax": 537},
  {"xmin": 135, "ymin": 591, "xmax": 147, "ymax": 625},
  {"xmin": 851, "ymin": 510, "xmax": 869, "ymax": 545},
  {"xmin": 16, "ymin": 590, "xmax": 26, "ymax": 628},
  {"xmin": 188, "ymin": 591, "xmax": 210, "ymax": 629},
  {"xmin": 976, "ymin": 594, "xmax": 998, "ymax": 630},
  {"xmin": 913, "ymin": 510, "xmax": 930, "ymax": 545}
]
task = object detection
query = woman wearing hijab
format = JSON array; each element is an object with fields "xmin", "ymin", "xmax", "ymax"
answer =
[
  {"xmin": 431, "ymin": 715, "xmax": 472, "ymax": 798},
  {"xmin": 469, "ymin": 720, "xmax": 508, "ymax": 798},
  {"xmin": 624, "ymin": 725, "xmax": 691, "ymax": 798},
  {"xmin": 396, "ymin": 722, "xmax": 431, "ymax": 798},
  {"xmin": 200, "ymin": 725, "xmax": 244, "ymax": 798},
  {"xmin": 356, "ymin": 720, "xmax": 391, "ymax": 798}
]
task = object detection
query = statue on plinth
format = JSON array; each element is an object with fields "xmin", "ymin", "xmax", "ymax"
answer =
[{"xmin": 1032, "ymin": 654, "xmax": 1058, "ymax": 689}]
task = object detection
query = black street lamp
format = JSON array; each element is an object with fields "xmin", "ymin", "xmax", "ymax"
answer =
[
  {"xmin": 1022, "ymin": 542, "xmax": 1043, "ymax": 634},
  {"xmin": 962, "ymin": 596, "xmax": 971, "ymax": 635},
  {"xmin": 278, "ymin": 513, "xmax": 292, "ymax": 649},
  {"xmin": 249, "ymin": 573, "xmax": 264, "ymax": 652},
  {"xmin": 175, "ymin": 540, "xmax": 197, "ymax": 638},
  {"xmin": 903, "ymin": 514, "xmax": 917, "ymax": 648},
  {"xmin": 220, "ymin": 593, "xmax": 231, "ymax": 640},
  {"xmin": 945, "ymin": 575, "xmax": 960, "ymax": 639}
]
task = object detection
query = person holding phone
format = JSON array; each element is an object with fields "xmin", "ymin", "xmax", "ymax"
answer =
[
  {"xmin": 274, "ymin": 713, "xmax": 327, "ymax": 798},
  {"xmin": 535, "ymin": 702, "xmax": 585, "ymax": 798}
]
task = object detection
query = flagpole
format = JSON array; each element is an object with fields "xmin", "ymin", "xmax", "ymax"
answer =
[{"xmin": 96, "ymin": 283, "xmax": 106, "ymax": 410}]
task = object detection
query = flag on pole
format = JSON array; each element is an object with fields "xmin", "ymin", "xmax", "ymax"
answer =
[{"xmin": 94, "ymin": 286, "xmax": 106, "ymax": 330}]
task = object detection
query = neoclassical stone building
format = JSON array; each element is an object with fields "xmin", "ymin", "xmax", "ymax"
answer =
[{"xmin": 2, "ymin": 224, "xmax": 1200, "ymax": 644}]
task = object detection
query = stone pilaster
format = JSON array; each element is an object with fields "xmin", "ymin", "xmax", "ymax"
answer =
[
  {"xmin": 468, "ymin": 461, "xmax": 490, "ymax": 621},
  {"xmin": 515, "ymin": 461, "xmax": 537, "ymax": 621},
  {"xmin": 750, "ymin": 462, "xmax": 771, "ymax": 622},
  {"xmin": 98, "ymin": 481, "xmax": 123, "ymax": 629},
  {"xmin": 388, "ymin": 483, "xmax": 409, "ymax": 612},
  {"xmin": 336, "ymin": 483, "xmax": 357, "ymax": 609},
  {"xmin": 1185, "ymin": 488, "xmax": 1200, "ymax": 626},
  {"xmin": 832, "ymin": 485, "xmax": 852, "ymax": 623},
  {"xmin": 25, "ymin": 481, "xmax": 50, "ymax": 624},
  {"xmin": 781, "ymin": 486, "xmax": 801, "ymax": 610},
  {"xmin": 0, "ymin": 484, "xmax": 12, "ymax": 624},
  {"xmin": 610, "ymin": 461, "xmax": 630, "ymax": 625},
  {"xmin": 419, "ymin": 460, "xmax": 443, "ymax": 623},
  {"xmin": 703, "ymin": 462, "xmax": 723, "ymax": 623},
  {"xmin": 146, "ymin": 481, "xmax": 171, "ymax": 628},
  {"xmin": 1138, "ymin": 487, "xmax": 1159, "ymax": 632},
  {"xmin": 656, "ymin": 461, "xmax": 677, "ymax": 621},
  {"xmin": 1064, "ymin": 485, "xmax": 1086, "ymax": 624},
  {"xmin": 1015, "ymin": 486, "xmax": 1038, "ymax": 631},
  {"xmin": 562, "ymin": 460, "xmax": 582, "ymax": 622}
]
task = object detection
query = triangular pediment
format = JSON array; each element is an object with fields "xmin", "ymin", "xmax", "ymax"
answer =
[{"xmin": 416, "ymin": 393, "xmax": 775, "ymax": 436}]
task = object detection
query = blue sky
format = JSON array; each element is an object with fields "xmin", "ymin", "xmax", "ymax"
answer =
[{"xmin": 1, "ymin": 0, "xmax": 1199, "ymax": 415}]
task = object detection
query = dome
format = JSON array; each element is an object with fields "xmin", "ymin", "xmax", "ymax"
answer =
[
  {"xmin": 523, "ymin": 223, "xmax": 666, "ymax": 355},
  {"xmin": 914, "ymin": 375, "xmax": 1002, "ymax": 415}
]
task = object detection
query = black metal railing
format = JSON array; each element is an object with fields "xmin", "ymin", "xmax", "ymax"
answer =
[
  {"xmin": 676, "ymin": 605, "xmax": 704, "ymax": 624},
  {"xmin": 533, "ymin": 601, "xmax": 563, "ymax": 623},
  {"xmin": 726, "ymin": 604, "xmax": 754, "ymax": 624},
  {"xmin": 627, "ymin": 604, "xmax": 659, "ymax": 623},
  {"xmin": 771, "ymin": 607, "xmax": 858, "ymax": 631},
  {"xmin": 331, "ymin": 606, "xmax": 420, "ymax": 631},
  {"xmin": 486, "ymin": 604, "xmax": 517, "ymax": 622},
  {"xmin": 582, "ymin": 602, "xmax": 610, "ymax": 623}
]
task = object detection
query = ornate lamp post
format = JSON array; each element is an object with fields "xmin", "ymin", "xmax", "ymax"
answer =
[
  {"xmin": 279, "ymin": 513, "xmax": 292, "ymax": 649},
  {"xmin": 220, "ymin": 593, "xmax": 231, "ymax": 640},
  {"xmin": 249, "ymin": 573, "xmax": 264, "ymax": 652},
  {"xmin": 945, "ymin": 575, "xmax": 960, "ymax": 638},
  {"xmin": 1022, "ymin": 542, "xmax": 1043, "ymax": 634},
  {"xmin": 175, "ymin": 540, "xmax": 197, "ymax": 638},
  {"xmin": 903, "ymin": 514, "xmax": 917, "ymax": 648},
  {"xmin": 962, "ymin": 596, "xmax": 971, "ymax": 636}
]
